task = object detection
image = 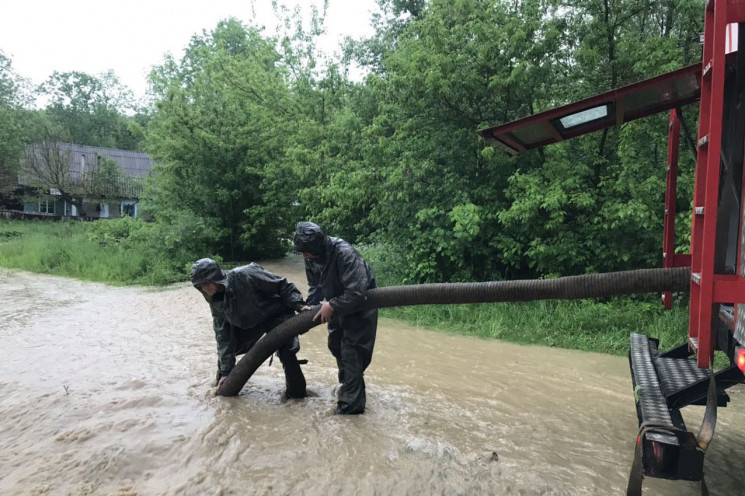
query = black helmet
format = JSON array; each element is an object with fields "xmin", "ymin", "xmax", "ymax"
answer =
[{"xmin": 189, "ymin": 258, "xmax": 227, "ymax": 287}]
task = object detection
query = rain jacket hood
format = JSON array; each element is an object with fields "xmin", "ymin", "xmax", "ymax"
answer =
[
  {"xmin": 293, "ymin": 222, "xmax": 329, "ymax": 258},
  {"xmin": 190, "ymin": 258, "xmax": 228, "ymax": 288},
  {"xmin": 297, "ymin": 222, "xmax": 376, "ymax": 314}
]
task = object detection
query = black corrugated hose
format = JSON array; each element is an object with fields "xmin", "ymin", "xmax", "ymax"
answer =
[{"xmin": 217, "ymin": 266, "xmax": 691, "ymax": 396}]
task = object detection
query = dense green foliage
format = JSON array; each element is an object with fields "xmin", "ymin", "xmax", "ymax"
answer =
[
  {"xmin": 0, "ymin": 0, "xmax": 706, "ymax": 285},
  {"xmin": 144, "ymin": 20, "xmax": 298, "ymax": 261},
  {"xmin": 40, "ymin": 70, "xmax": 144, "ymax": 150},
  {"xmin": 135, "ymin": 1, "xmax": 703, "ymax": 282},
  {"xmin": 0, "ymin": 52, "xmax": 43, "ymax": 206}
]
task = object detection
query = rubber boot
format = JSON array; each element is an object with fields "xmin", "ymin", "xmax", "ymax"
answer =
[{"xmin": 279, "ymin": 349, "xmax": 307, "ymax": 399}]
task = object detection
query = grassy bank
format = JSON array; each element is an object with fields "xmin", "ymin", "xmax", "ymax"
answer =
[
  {"xmin": 380, "ymin": 299, "xmax": 690, "ymax": 356},
  {"xmin": 0, "ymin": 219, "xmax": 184, "ymax": 285}
]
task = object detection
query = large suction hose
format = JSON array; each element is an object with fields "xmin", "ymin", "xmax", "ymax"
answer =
[{"xmin": 217, "ymin": 266, "xmax": 691, "ymax": 396}]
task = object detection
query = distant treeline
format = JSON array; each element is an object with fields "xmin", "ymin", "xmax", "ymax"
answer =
[{"xmin": 0, "ymin": 0, "xmax": 705, "ymax": 283}]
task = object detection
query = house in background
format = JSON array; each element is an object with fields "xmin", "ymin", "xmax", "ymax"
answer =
[{"xmin": 19, "ymin": 143, "xmax": 152, "ymax": 219}]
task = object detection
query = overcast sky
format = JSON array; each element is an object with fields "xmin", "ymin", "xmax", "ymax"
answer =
[{"xmin": 0, "ymin": 0, "xmax": 378, "ymax": 101}]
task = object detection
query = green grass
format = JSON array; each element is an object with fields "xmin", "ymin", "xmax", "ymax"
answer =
[
  {"xmin": 381, "ymin": 297, "xmax": 691, "ymax": 356},
  {"xmin": 380, "ymin": 288, "xmax": 731, "ymax": 367},
  {"xmin": 0, "ymin": 219, "xmax": 183, "ymax": 285}
]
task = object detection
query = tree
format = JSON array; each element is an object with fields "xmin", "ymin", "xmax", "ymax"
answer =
[
  {"xmin": 0, "ymin": 51, "xmax": 38, "ymax": 208},
  {"xmin": 85, "ymin": 155, "xmax": 127, "ymax": 200},
  {"xmin": 144, "ymin": 18, "xmax": 298, "ymax": 260},
  {"xmin": 342, "ymin": 0, "xmax": 425, "ymax": 75},
  {"xmin": 39, "ymin": 70, "xmax": 143, "ymax": 150},
  {"xmin": 337, "ymin": 0, "xmax": 568, "ymax": 281}
]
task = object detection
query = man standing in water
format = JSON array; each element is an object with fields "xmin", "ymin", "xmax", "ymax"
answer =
[
  {"xmin": 293, "ymin": 222, "xmax": 378, "ymax": 414},
  {"xmin": 190, "ymin": 258, "xmax": 307, "ymax": 398}
]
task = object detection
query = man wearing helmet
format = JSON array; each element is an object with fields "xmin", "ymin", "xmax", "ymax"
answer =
[
  {"xmin": 293, "ymin": 221, "xmax": 378, "ymax": 414},
  {"xmin": 190, "ymin": 258, "xmax": 307, "ymax": 398}
]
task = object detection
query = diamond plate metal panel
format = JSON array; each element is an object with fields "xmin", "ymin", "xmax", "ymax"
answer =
[
  {"xmin": 656, "ymin": 357, "xmax": 710, "ymax": 395},
  {"xmin": 630, "ymin": 333, "xmax": 675, "ymax": 428}
]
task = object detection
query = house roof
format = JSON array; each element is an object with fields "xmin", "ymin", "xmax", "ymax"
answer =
[
  {"xmin": 19, "ymin": 142, "xmax": 153, "ymax": 199},
  {"xmin": 62, "ymin": 143, "xmax": 153, "ymax": 178},
  {"xmin": 477, "ymin": 62, "xmax": 703, "ymax": 154}
]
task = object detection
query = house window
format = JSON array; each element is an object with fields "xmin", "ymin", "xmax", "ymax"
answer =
[
  {"xmin": 64, "ymin": 202, "xmax": 78, "ymax": 216},
  {"xmin": 121, "ymin": 201, "xmax": 137, "ymax": 217},
  {"xmin": 81, "ymin": 154, "xmax": 86, "ymax": 176},
  {"xmin": 100, "ymin": 203, "xmax": 109, "ymax": 218},
  {"xmin": 38, "ymin": 198, "xmax": 56, "ymax": 214}
]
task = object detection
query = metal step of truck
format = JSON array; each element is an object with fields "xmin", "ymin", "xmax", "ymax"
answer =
[
  {"xmin": 628, "ymin": 333, "xmax": 706, "ymax": 481},
  {"xmin": 656, "ymin": 353, "xmax": 730, "ymax": 409}
]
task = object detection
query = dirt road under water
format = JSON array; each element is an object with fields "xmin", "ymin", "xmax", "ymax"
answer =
[{"xmin": 1, "ymin": 256, "xmax": 744, "ymax": 495}]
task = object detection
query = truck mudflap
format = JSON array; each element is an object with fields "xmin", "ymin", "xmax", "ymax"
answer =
[{"xmin": 627, "ymin": 333, "xmax": 719, "ymax": 495}]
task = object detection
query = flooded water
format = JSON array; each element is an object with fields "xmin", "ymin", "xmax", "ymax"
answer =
[{"xmin": 1, "ymin": 256, "xmax": 744, "ymax": 495}]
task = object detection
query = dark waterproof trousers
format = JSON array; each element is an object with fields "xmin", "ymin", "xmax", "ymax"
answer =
[
  {"xmin": 229, "ymin": 313, "xmax": 307, "ymax": 398},
  {"xmin": 328, "ymin": 308, "xmax": 378, "ymax": 414}
]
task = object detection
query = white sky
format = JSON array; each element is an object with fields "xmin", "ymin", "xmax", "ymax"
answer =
[{"xmin": 0, "ymin": 0, "xmax": 379, "ymax": 101}]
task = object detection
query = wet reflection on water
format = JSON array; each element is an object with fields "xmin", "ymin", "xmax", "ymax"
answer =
[{"xmin": 1, "ymin": 259, "xmax": 743, "ymax": 495}]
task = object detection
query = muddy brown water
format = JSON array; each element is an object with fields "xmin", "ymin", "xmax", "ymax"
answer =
[{"xmin": 1, "ymin": 256, "xmax": 744, "ymax": 495}]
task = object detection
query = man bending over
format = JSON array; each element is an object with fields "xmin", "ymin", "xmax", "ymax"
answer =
[{"xmin": 190, "ymin": 258, "xmax": 307, "ymax": 398}]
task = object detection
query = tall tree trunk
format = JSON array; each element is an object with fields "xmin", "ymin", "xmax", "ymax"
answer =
[
  {"xmin": 663, "ymin": 0, "xmax": 675, "ymax": 38},
  {"xmin": 599, "ymin": 0, "xmax": 617, "ymax": 159}
]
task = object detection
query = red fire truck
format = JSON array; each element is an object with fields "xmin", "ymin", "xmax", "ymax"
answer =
[{"xmin": 479, "ymin": 1, "xmax": 745, "ymax": 494}]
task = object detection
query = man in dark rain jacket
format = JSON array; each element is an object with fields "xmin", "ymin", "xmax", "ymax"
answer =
[
  {"xmin": 190, "ymin": 258, "xmax": 307, "ymax": 398},
  {"xmin": 293, "ymin": 222, "xmax": 378, "ymax": 414}
]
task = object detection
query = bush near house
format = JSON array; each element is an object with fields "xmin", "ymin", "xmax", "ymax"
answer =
[{"xmin": 0, "ymin": 218, "xmax": 189, "ymax": 285}]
